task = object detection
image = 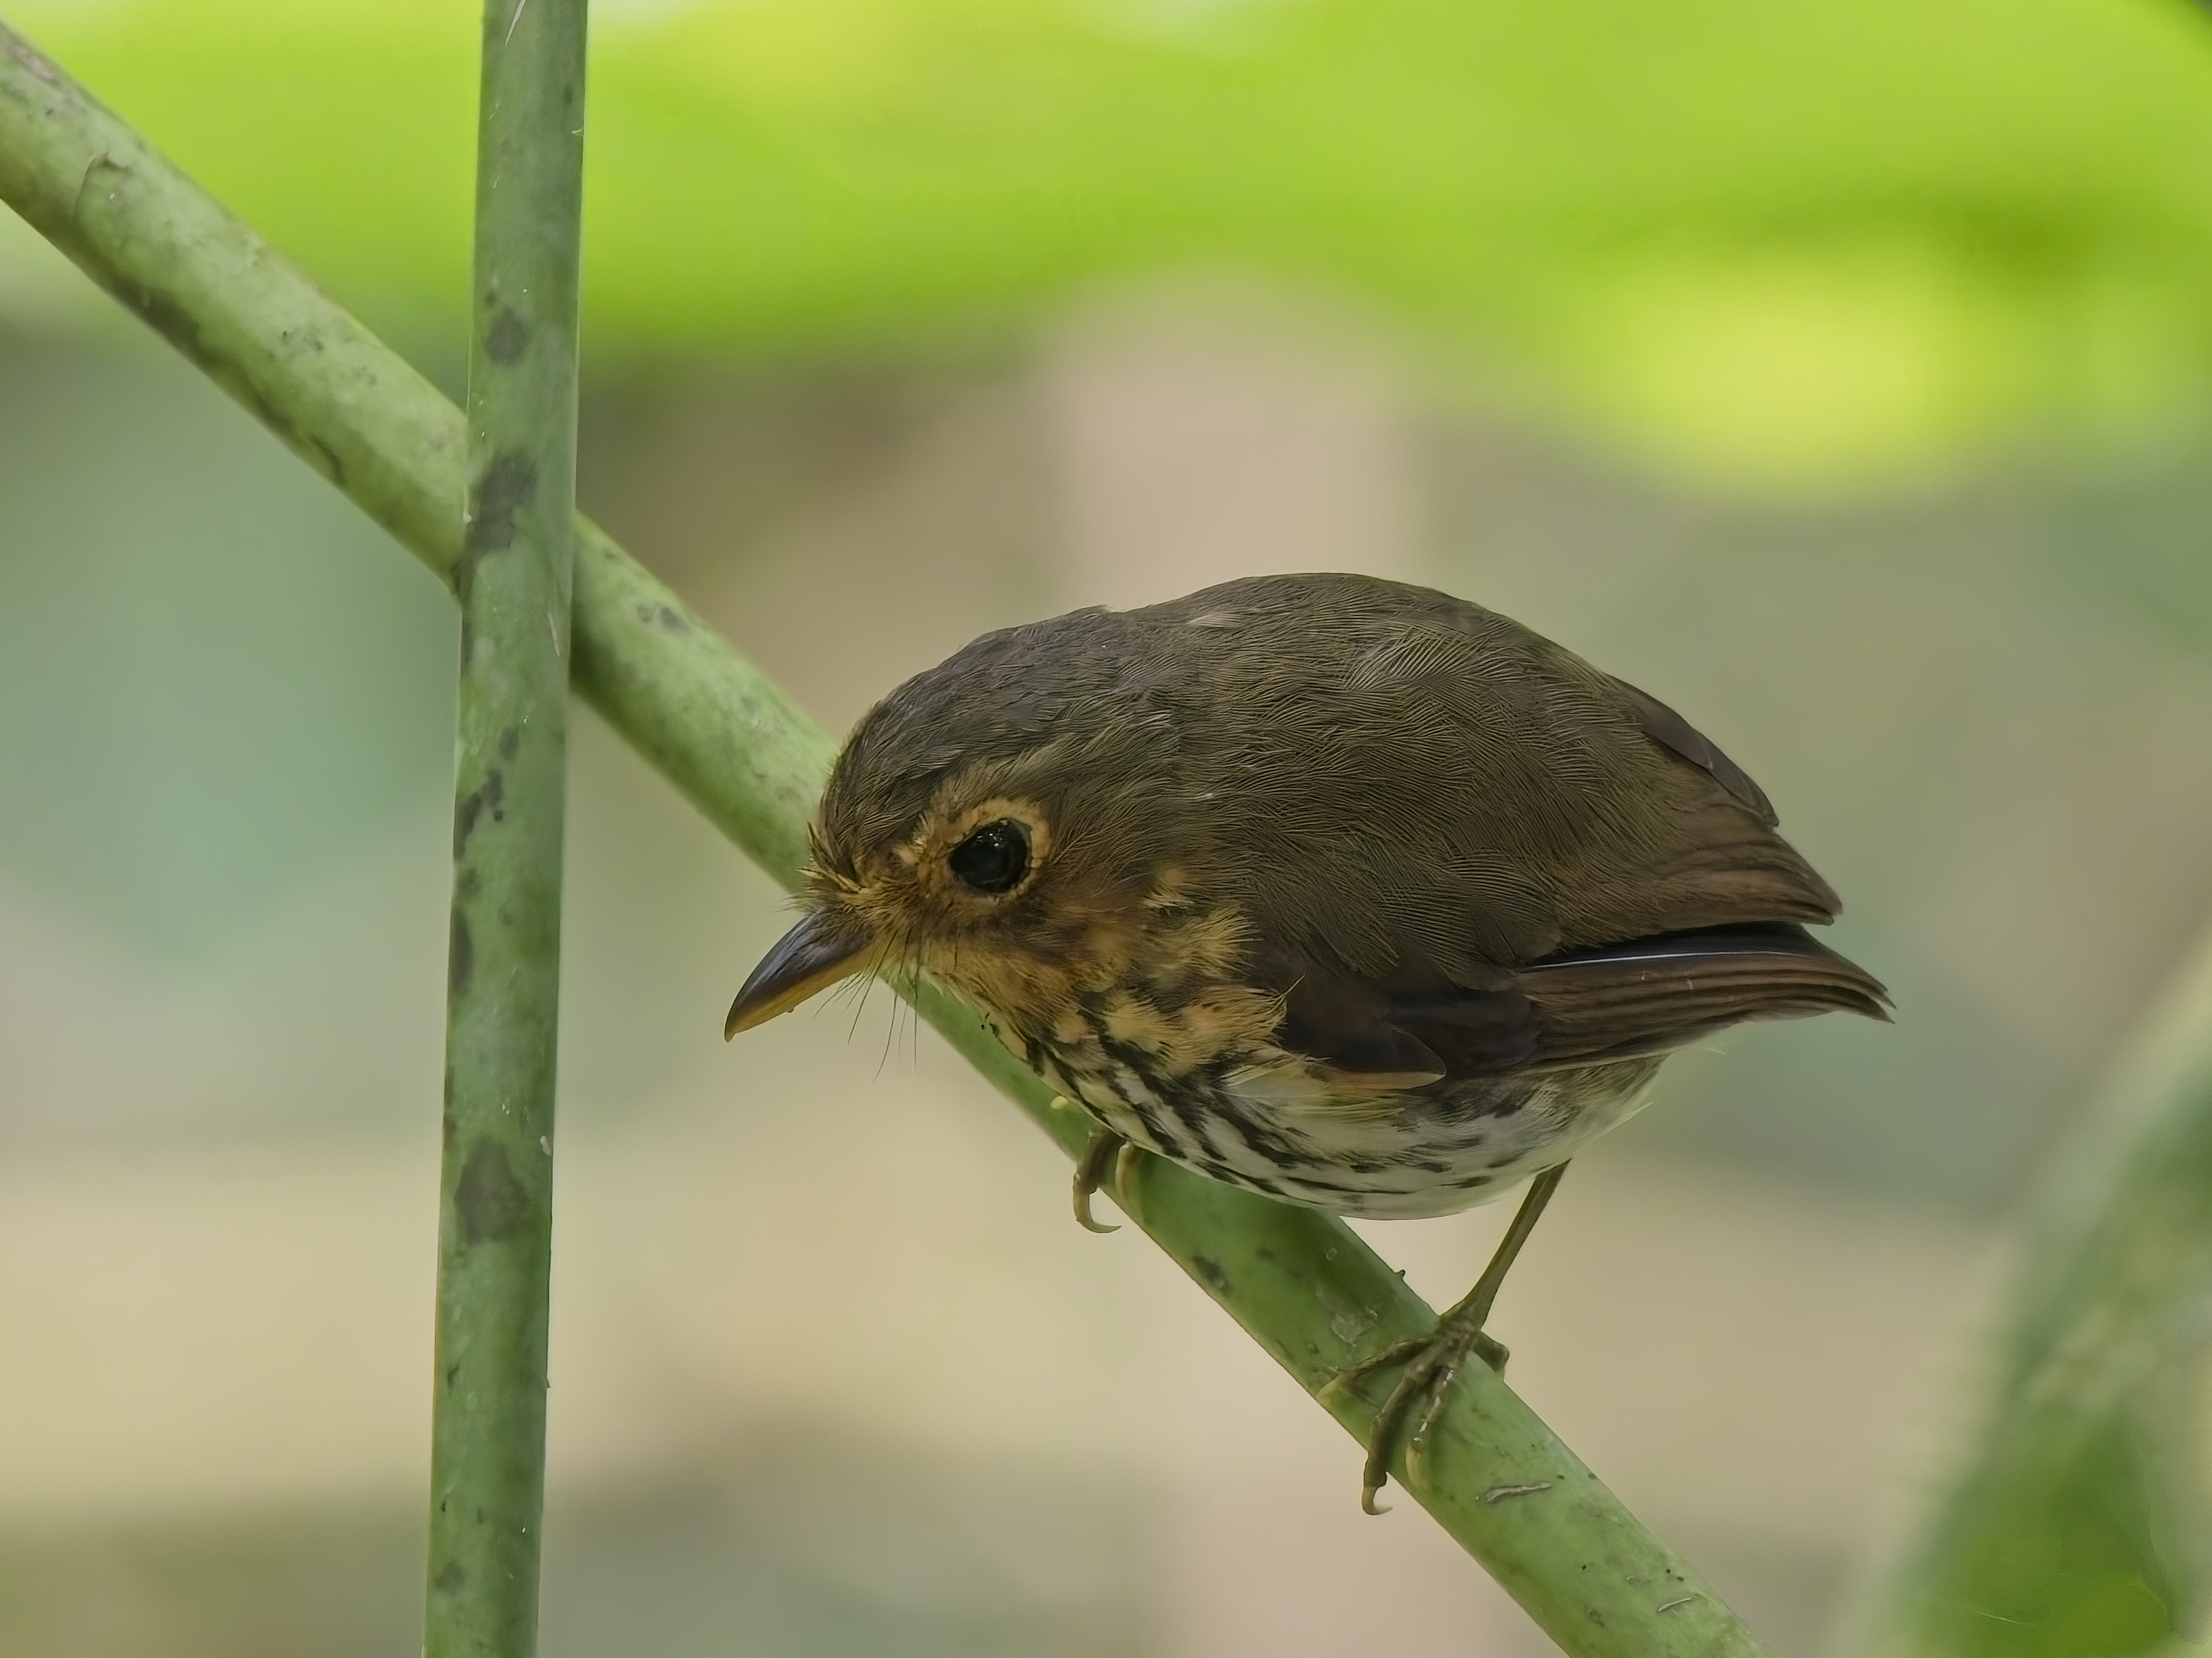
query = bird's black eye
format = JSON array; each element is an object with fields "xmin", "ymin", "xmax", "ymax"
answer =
[{"xmin": 949, "ymin": 819, "xmax": 1030, "ymax": 896}]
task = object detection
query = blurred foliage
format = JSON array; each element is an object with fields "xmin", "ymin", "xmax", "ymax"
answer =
[
  {"xmin": 1869, "ymin": 944, "xmax": 2212, "ymax": 1658},
  {"xmin": 9, "ymin": 0, "xmax": 2212, "ymax": 489},
  {"xmin": 1891, "ymin": 1358, "xmax": 2197, "ymax": 1658}
]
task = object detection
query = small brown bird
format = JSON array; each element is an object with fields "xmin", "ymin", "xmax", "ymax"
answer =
[{"xmin": 726, "ymin": 572, "xmax": 1887, "ymax": 1511}]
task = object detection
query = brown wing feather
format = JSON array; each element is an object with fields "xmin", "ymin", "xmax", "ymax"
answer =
[
  {"xmin": 1513, "ymin": 923, "xmax": 1889, "ymax": 1070},
  {"xmin": 1281, "ymin": 923, "xmax": 1887, "ymax": 1081},
  {"xmin": 1136, "ymin": 574, "xmax": 1842, "ymax": 965},
  {"xmin": 1605, "ymin": 673, "xmax": 1777, "ymax": 824},
  {"xmin": 1128, "ymin": 574, "xmax": 1878, "ymax": 1078},
  {"xmin": 824, "ymin": 571, "xmax": 1884, "ymax": 1088}
]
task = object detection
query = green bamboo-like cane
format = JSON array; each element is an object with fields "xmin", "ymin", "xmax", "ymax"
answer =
[
  {"xmin": 422, "ymin": 2, "xmax": 589, "ymax": 1656},
  {"xmin": 0, "ymin": 24, "xmax": 1770, "ymax": 1655}
]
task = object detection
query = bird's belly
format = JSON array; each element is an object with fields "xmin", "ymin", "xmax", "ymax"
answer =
[{"xmin": 1048, "ymin": 1050, "xmax": 1664, "ymax": 1223}]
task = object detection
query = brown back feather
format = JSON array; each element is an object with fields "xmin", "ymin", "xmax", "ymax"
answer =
[{"xmin": 817, "ymin": 571, "xmax": 1880, "ymax": 1080}]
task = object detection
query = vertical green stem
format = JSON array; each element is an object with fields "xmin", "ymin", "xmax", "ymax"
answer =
[{"xmin": 426, "ymin": 2, "xmax": 588, "ymax": 1656}]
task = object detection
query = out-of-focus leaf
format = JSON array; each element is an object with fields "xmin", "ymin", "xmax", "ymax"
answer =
[
  {"xmin": 10, "ymin": 0, "xmax": 2212, "ymax": 487},
  {"xmin": 1868, "ymin": 936, "xmax": 2212, "ymax": 1657}
]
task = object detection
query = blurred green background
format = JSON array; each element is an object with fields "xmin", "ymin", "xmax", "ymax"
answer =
[{"xmin": 5, "ymin": 0, "xmax": 2212, "ymax": 1651}]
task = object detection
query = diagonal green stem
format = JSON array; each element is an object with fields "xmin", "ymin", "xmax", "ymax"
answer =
[
  {"xmin": 0, "ymin": 24, "xmax": 1770, "ymax": 1656},
  {"xmin": 423, "ymin": 2, "xmax": 590, "ymax": 1656}
]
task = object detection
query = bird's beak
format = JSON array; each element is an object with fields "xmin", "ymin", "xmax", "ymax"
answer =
[{"xmin": 724, "ymin": 910, "xmax": 874, "ymax": 1038}]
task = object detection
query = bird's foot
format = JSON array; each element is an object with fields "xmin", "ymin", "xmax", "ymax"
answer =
[
  {"xmin": 1071, "ymin": 1126, "xmax": 1126, "ymax": 1234},
  {"xmin": 1327, "ymin": 1162, "xmax": 1566, "ymax": 1512},
  {"xmin": 1331, "ymin": 1311, "xmax": 1510, "ymax": 1514}
]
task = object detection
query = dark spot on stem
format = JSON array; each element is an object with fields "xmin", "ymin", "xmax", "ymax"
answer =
[
  {"xmin": 1192, "ymin": 1255, "xmax": 1231, "ymax": 1294},
  {"xmin": 465, "ymin": 450, "xmax": 537, "ymax": 552},
  {"xmin": 636, "ymin": 601, "xmax": 690, "ymax": 632},
  {"xmin": 485, "ymin": 305, "xmax": 530, "ymax": 364},
  {"xmin": 498, "ymin": 727, "xmax": 520, "ymax": 761},
  {"xmin": 448, "ymin": 909, "xmax": 473, "ymax": 993},
  {"xmin": 434, "ymin": 1559, "xmax": 464, "ymax": 1593},
  {"xmin": 455, "ymin": 1139, "xmax": 533, "ymax": 1245},
  {"xmin": 310, "ymin": 436, "xmax": 344, "ymax": 485},
  {"xmin": 454, "ymin": 769, "xmax": 507, "ymax": 856}
]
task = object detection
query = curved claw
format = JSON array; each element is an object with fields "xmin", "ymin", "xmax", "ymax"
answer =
[
  {"xmin": 1354, "ymin": 1324, "xmax": 1511, "ymax": 1513},
  {"xmin": 1320, "ymin": 1336, "xmax": 1430, "ymax": 1513},
  {"xmin": 1361, "ymin": 1345, "xmax": 1439, "ymax": 1513},
  {"xmin": 1074, "ymin": 1192, "xmax": 1119, "ymax": 1234},
  {"xmin": 1072, "ymin": 1127, "xmax": 1124, "ymax": 1234}
]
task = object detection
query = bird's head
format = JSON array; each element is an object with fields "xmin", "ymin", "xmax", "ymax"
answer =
[{"xmin": 723, "ymin": 611, "xmax": 1236, "ymax": 1042}]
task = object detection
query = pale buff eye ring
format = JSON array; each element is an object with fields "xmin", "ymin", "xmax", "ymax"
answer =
[
  {"xmin": 922, "ymin": 796, "xmax": 1052, "ymax": 901},
  {"xmin": 949, "ymin": 819, "xmax": 1030, "ymax": 895}
]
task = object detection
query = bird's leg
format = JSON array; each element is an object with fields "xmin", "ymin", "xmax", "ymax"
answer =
[
  {"xmin": 1334, "ymin": 1161, "xmax": 1570, "ymax": 1514},
  {"xmin": 1072, "ymin": 1126, "xmax": 1126, "ymax": 1234}
]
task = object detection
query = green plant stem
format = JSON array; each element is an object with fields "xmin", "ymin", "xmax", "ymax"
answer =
[
  {"xmin": 422, "ymin": 2, "xmax": 589, "ymax": 1656},
  {"xmin": 0, "ymin": 25, "xmax": 1769, "ymax": 1656}
]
